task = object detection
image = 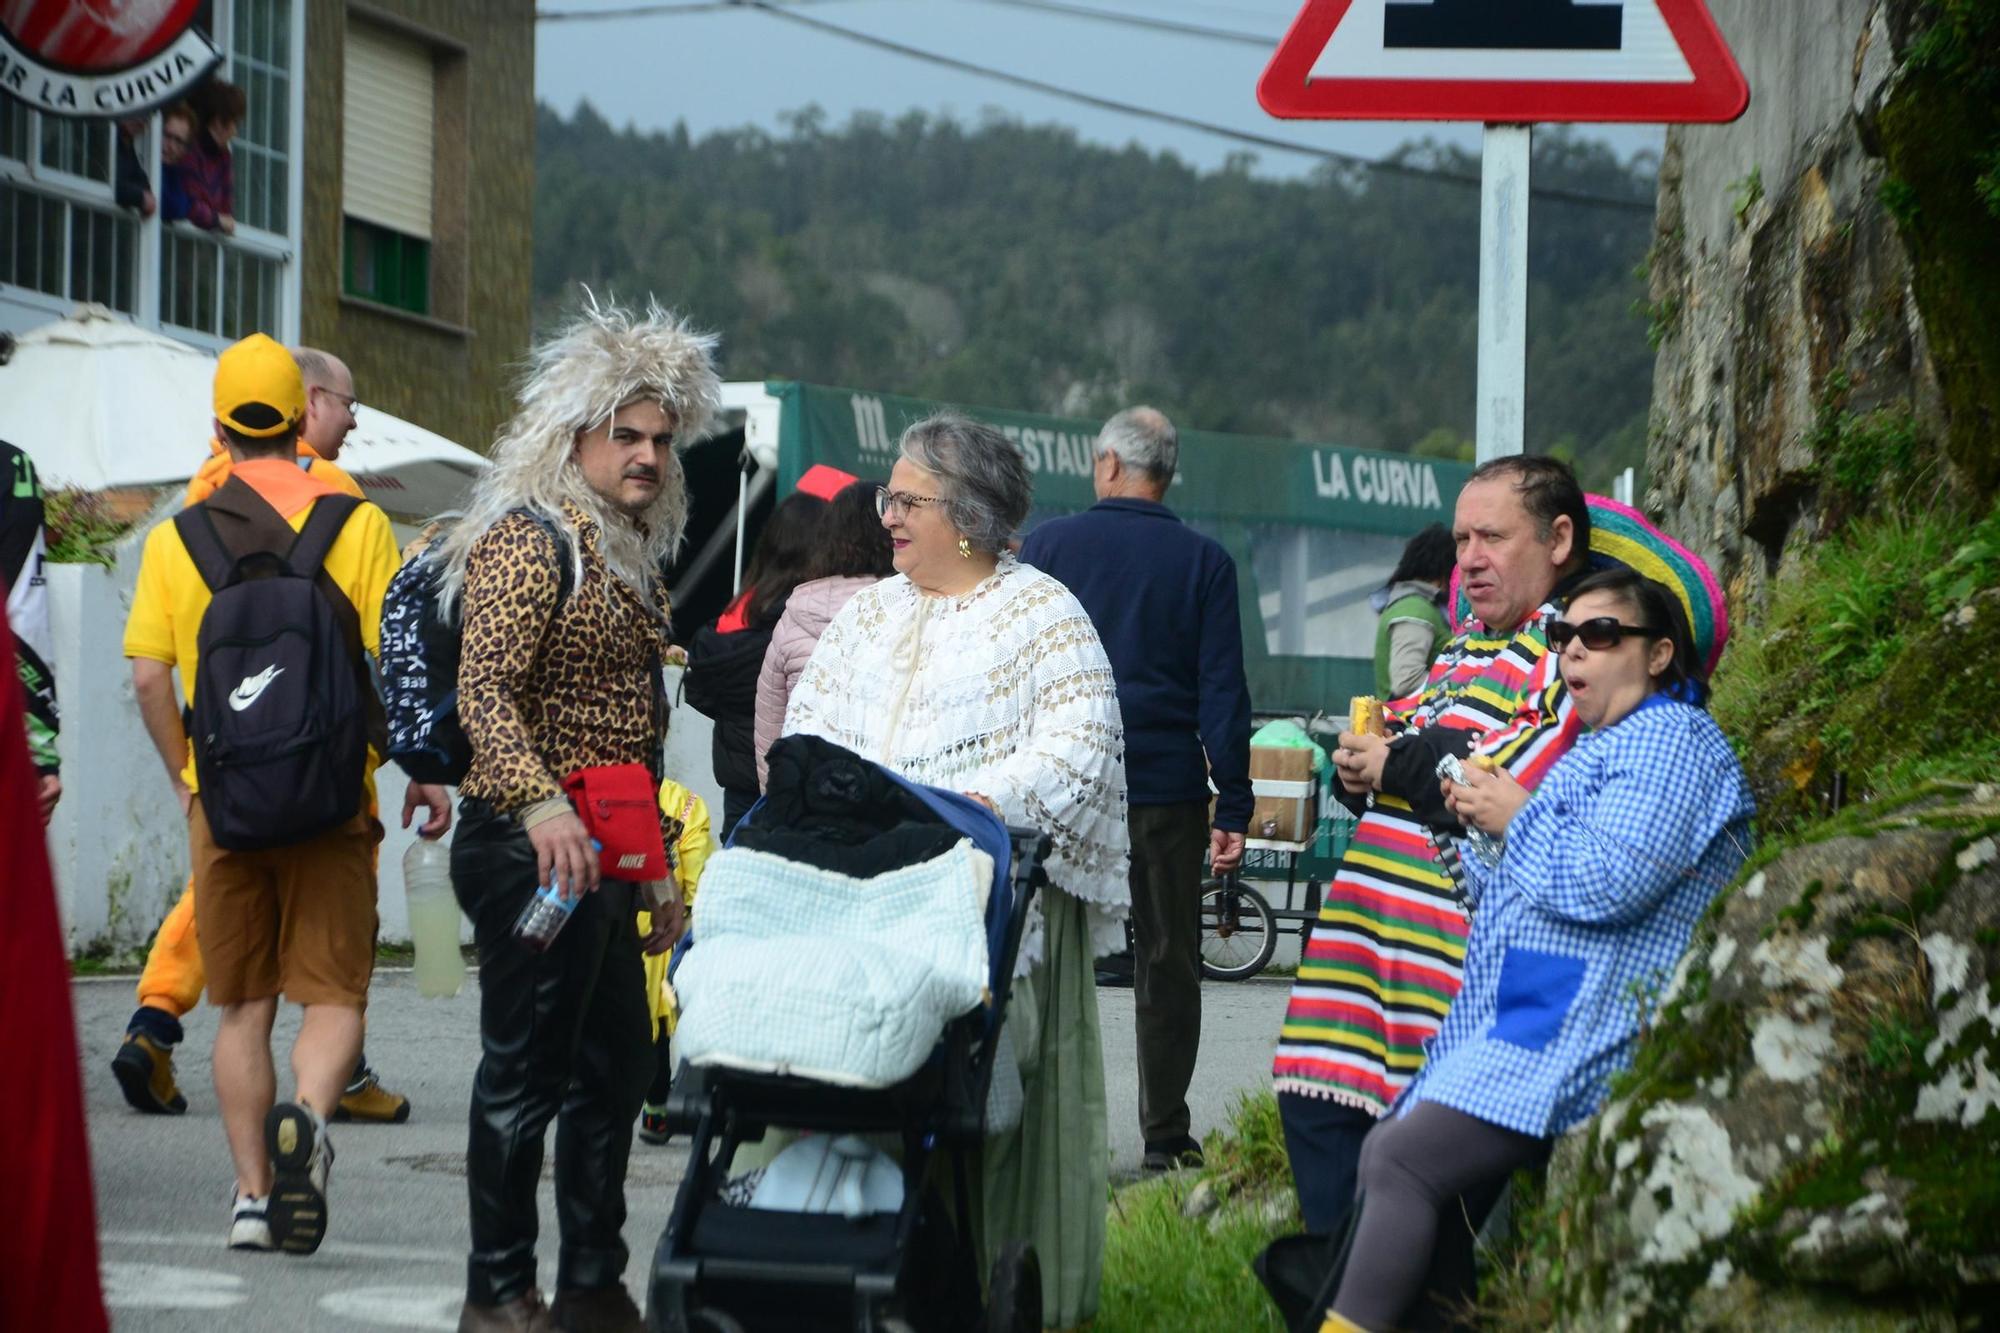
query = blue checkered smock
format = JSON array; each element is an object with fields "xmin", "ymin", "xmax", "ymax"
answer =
[{"xmin": 1398, "ymin": 694, "xmax": 1755, "ymax": 1138}]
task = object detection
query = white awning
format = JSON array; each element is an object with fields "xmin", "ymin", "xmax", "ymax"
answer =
[{"xmin": 0, "ymin": 305, "xmax": 487, "ymax": 518}]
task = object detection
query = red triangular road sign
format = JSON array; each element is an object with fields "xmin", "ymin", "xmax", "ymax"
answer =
[{"xmin": 1259, "ymin": 0, "xmax": 1748, "ymax": 124}]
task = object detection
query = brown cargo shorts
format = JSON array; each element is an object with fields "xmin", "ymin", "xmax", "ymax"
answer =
[{"xmin": 188, "ymin": 800, "xmax": 381, "ymax": 1007}]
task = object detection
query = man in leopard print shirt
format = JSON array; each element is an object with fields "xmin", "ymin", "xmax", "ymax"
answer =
[{"xmin": 436, "ymin": 295, "xmax": 720, "ymax": 1333}]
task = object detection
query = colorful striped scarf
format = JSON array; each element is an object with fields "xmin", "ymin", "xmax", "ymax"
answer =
[{"xmin": 1273, "ymin": 601, "xmax": 1582, "ymax": 1114}]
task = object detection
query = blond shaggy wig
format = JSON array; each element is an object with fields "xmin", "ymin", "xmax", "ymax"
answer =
[{"xmin": 437, "ymin": 292, "xmax": 722, "ymax": 612}]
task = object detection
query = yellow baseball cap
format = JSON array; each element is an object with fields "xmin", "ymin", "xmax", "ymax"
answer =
[{"xmin": 213, "ymin": 333, "xmax": 304, "ymax": 438}]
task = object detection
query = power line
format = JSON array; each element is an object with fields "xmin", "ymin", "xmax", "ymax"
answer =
[
  {"xmin": 535, "ymin": 0, "xmax": 1654, "ymax": 213},
  {"xmin": 742, "ymin": 1, "xmax": 1654, "ymax": 212},
  {"xmin": 536, "ymin": 0, "xmax": 834, "ymax": 20},
  {"xmin": 965, "ymin": 0, "xmax": 1273, "ymax": 48}
]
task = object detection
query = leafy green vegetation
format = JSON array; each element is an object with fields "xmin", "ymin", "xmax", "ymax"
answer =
[
  {"xmin": 1729, "ymin": 165, "xmax": 1764, "ymax": 225},
  {"xmin": 533, "ymin": 106, "xmax": 1660, "ymax": 490},
  {"xmin": 1708, "ymin": 497, "xmax": 2000, "ymax": 833},
  {"xmin": 42, "ymin": 488, "xmax": 134, "ymax": 567},
  {"xmin": 1098, "ymin": 1092, "xmax": 1295, "ymax": 1333}
]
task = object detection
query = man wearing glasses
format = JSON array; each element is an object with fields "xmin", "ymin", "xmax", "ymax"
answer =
[
  {"xmin": 292, "ymin": 347, "xmax": 361, "ymax": 465},
  {"xmin": 1273, "ymin": 455, "xmax": 1591, "ymax": 1238}
]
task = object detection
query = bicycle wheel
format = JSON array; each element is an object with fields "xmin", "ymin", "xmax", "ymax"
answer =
[{"xmin": 1199, "ymin": 880, "xmax": 1277, "ymax": 981}]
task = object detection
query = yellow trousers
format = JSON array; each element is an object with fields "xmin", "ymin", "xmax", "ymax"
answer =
[
  {"xmin": 136, "ymin": 795, "xmax": 384, "ymax": 1018},
  {"xmin": 135, "ymin": 876, "xmax": 204, "ymax": 1017}
]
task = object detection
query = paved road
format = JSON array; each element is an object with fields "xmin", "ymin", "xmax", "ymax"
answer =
[{"xmin": 76, "ymin": 966, "xmax": 1289, "ymax": 1330}]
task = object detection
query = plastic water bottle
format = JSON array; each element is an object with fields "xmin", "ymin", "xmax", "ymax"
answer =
[
  {"xmin": 402, "ymin": 838, "xmax": 465, "ymax": 998},
  {"xmin": 513, "ymin": 879, "xmax": 580, "ymax": 952}
]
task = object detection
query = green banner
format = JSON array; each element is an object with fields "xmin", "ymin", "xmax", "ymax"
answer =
[
  {"xmin": 769, "ymin": 380, "xmax": 1471, "ymax": 714},
  {"xmin": 772, "ymin": 381, "xmax": 1471, "ymax": 535}
]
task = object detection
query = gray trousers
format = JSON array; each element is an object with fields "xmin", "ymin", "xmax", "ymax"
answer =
[
  {"xmin": 1333, "ymin": 1100, "xmax": 1549, "ymax": 1331},
  {"xmin": 1130, "ymin": 800, "xmax": 1210, "ymax": 1143}
]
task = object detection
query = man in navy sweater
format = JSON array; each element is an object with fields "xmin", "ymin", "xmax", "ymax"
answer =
[{"xmin": 1020, "ymin": 407, "xmax": 1253, "ymax": 1171}]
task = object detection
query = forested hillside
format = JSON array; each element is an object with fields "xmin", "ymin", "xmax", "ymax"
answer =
[{"xmin": 532, "ymin": 103, "xmax": 1660, "ymax": 487}]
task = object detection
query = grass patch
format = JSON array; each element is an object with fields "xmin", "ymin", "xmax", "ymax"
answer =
[
  {"xmin": 1097, "ymin": 1176, "xmax": 1291, "ymax": 1333},
  {"xmin": 1709, "ymin": 500, "xmax": 2000, "ymax": 832},
  {"xmin": 1097, "ymin": 1091, "xmax": 1295, "ymax": 1333}
]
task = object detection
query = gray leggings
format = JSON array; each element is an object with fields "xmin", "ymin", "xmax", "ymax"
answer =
[{"xmin": 1331, "ymin": 1100, "xmax": 1549, "ymax": 1332}]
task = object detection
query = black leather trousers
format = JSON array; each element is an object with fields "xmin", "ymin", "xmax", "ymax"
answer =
[{"xmin": 451, "ymin": 798, "xmax": 652, "ymax": 1305}]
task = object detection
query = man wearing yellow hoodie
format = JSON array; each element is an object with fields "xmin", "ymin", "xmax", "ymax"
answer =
[{"xmin": 111, "ymin": 346, "xmax": 431, "ymax": 1124}]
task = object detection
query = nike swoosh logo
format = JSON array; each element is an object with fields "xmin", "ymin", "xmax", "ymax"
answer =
[{"xmin": 228, "ymin": 666, "xmax": 285, "ymax": 712}]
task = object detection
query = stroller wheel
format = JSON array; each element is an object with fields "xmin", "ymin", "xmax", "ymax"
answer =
[{"xmin": 983, "ymin": 1242, "xmax": 1041, "ymax": 1333}]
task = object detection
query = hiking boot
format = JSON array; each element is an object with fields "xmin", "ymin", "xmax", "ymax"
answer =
[
  {"xmin": 334, "ymin": 1066, "xmax": 411, "ymax": 1123},
  {"xmin": 636, "ymin": 1103, "xmax": 670, "ymax": 1146},
  {"xmin": 458, "ymin": 1291, "xmax": 555, "ymax": 1332},
  {"xmin": 1142, "ymin": 1135, "xmax": 1205, "ymax": 1172},
  {"xmin": 549, "ymin": 1285, "xmax": 645, "ymax": 1333},
  {"xmin": 264, "ymin": 1102, "xmax": 332, "ymax": 1254},
  {"xmin": 227, "ymin": 1193, "xmax": 275, "ymax": 1251},
  {"xmin": 111, "ymin": 1033, "xmax": 187, "ymax": 1115}
]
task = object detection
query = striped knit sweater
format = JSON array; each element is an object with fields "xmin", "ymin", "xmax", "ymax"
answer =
[{"xmin": 1273, "ymin": 599, "xmax": 1582, "ymax": 1114}]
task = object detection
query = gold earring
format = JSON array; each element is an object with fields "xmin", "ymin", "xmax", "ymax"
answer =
[{"xmin": 958, "ymin": 536, "xmax": 973, "ymax": 559}]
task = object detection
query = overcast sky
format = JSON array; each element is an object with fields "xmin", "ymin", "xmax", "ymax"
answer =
[{"xmin": 533, "ymin": 0, "xmax": 1667, "ymax": 177}]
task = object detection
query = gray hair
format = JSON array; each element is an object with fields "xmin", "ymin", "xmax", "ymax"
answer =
[
  {"xmin": 899, "ymin": 413, "xmax": 1032, "ymax": 555},
  {"xmin": 1097, "ymin": 406, "xmax": 1177, "ymax": 484},
  {"xmin": 288, "ymin": 345, "xmax": 339, "ymax": 389}
]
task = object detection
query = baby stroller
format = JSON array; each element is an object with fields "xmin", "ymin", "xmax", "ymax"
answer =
[{"xmin": 647, "ymin": 736, "xmax": 1051, "ymax": 1333}]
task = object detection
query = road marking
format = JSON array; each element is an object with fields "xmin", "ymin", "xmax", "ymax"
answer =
[
  {"xmin": 319, "ymin": 1286, "xmax": 462, "ymax": 1330},
  {"xmin": 101, "ymin": 1261, "xmax": 245, "ymax": 1310},
  {"xmin": 102, "ymin": 1230, "xmax": 460, "ymax": 1265}
]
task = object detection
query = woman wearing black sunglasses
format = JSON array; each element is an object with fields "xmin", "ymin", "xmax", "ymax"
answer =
[{"xmin": 1315, "ymin": 568, "xmax": 1754, "ymax": 1333}]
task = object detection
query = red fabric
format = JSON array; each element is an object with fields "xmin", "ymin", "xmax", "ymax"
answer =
[
  {"xmin": 715, "ymin": 587, "xmax": 755, "ymax": 636},
  {"xmin": 795, "ymin": 464, "xmax": 859, "ymax": 503},
  {"xmin": 0, "ymin": 603, "xmax": 109, "ymax": 1333},
  {"xmin": 563, "ymin": 763, "xmax": 670, "ymax": 881}
]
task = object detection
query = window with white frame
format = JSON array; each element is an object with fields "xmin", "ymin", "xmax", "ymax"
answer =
[
  {"xmin": 0, "ymin": 98, "xmax": 140, "ymax": 317},
  {"xmin": 0, "ymin": 0, "xmax": 299, "ymax": 345}
]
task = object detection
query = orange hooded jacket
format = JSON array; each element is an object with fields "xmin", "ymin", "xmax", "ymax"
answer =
[{"xmin": 184, "ymin": 439, "xmax": 363, "ymax": 506}]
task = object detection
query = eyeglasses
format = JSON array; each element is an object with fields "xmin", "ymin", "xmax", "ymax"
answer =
[
  {"xmin": 1547, "ymin": 616, "xmax": 1664, "ymax": 652},
  {"xmin": 313, "ymin": 385, "xmax": 360, "ymax": 414},
  {"xmin": 875, "ymin": 487, "xmax": 942, "ymax": 519}
]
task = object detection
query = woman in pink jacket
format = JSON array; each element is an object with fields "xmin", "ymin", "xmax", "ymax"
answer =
[{"xmin": 753, "ymin": 479, "xmax": 894, "ymax": 790}]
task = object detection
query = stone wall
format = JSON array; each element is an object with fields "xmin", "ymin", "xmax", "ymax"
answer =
[
  {"xmin": 1639, "ymin": 0, "xmax": 1997, "ymax": 612},
  {"xmin": 298, "ymin": 0, "xmax": 535, "ymax": 454}
]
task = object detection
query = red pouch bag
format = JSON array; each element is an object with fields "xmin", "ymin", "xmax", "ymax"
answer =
[{"xmin": 562, "ymin": 764, "xmax": 668, "ymax": 881}]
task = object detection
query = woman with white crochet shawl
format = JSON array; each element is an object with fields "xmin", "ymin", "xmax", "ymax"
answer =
[{"xmin": 784, "ymin": 414, "xmax": 1131, "ymax": 1328}]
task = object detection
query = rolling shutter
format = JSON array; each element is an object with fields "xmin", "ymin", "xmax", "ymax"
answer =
[{"xmin": 343, "ymin": 21, "xmax": 434, "ymax": 240}]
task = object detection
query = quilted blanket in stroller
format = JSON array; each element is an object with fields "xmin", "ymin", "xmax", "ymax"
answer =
[{"xmin": 672, "ymin": 839, "xmax": 994, "ymax": 1088}]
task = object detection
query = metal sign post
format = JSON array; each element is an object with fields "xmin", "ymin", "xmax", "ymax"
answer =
[
  {"xmin": 1259, "ymin": 0, "xmax": 1749, "ymax": 462},
  {"xmin": 1475, "ymin": 123, "xmax": 1532, "ymax": 464}
]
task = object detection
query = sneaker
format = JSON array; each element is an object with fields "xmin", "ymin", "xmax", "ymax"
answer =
[
  {"xmin": 228, "ymin": 1193, "xmax": 275, "ymax": 1251},
  {"xmin": 334, "ymin": 1067, "xmax": 412, "ymax": 1123},
  {"xmin": 111, "ymin": 1033, "xmax": 188, "ymax": 1115},
  {"xmin": 264, "ymin": 1102, "xmax": 333, "ymax": 1254},
  {"xmin": 1142, "ymin": 1135, "xmax": 1205, "ymax": 1172},
  {"xmin": 636, "ymin": 1103, "xmax": 670, "ymax": 1146}
]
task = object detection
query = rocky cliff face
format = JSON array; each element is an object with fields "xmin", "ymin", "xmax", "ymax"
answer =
[
  {"xmin": 1527, "ymin": 791, "xmax": 2000, "ymax": 1328},
  {"xmin": 1641, "ymin": 0, "xmax": 1997, "ymax": 610},
  {"xmin": 1500, "ymin": 5, "xmax": 2000, "ymax": 1326}
]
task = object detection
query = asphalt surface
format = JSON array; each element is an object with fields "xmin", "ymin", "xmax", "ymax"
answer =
[{"xmin": 76, "ymin": 965, "xmax": 1291, "ymax": 1331}]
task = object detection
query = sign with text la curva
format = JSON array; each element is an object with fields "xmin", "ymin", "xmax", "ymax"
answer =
[
  {"xmin": 774, "ymin": 379, "xmax": 1471, "ymax": 536},
  {"xmin": 1, "ymin": 0, "xmax": 221, "ymax": 119}
]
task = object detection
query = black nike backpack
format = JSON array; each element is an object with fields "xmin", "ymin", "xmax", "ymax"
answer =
[
  {"xmin": 379, "ymin": 510, "xmax": 572, "ymax": 786},
  {"xmin": 176, "ymin": 484, "xmax": 372, "ymax": 851}
]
